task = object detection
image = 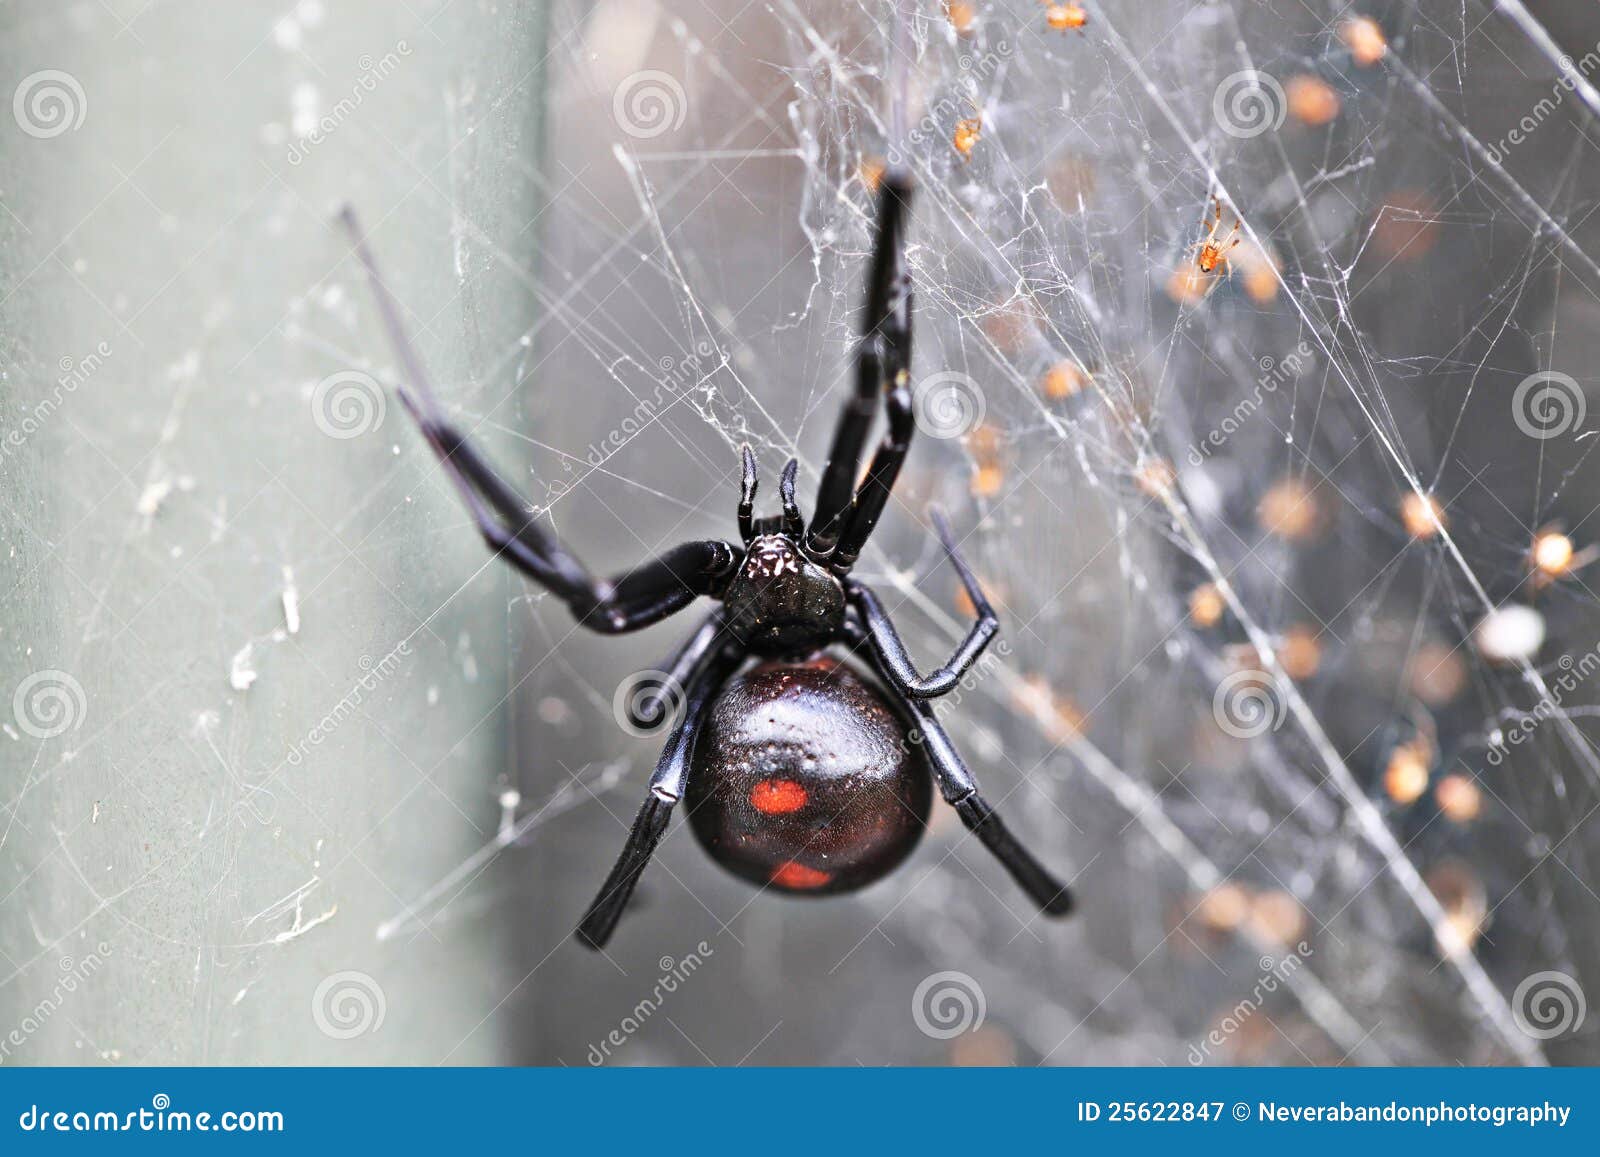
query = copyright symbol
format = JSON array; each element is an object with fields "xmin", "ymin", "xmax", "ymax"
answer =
[{"xmin": 1232, "ymin": 1102, "xmax": 1250, "ymax": 1121}]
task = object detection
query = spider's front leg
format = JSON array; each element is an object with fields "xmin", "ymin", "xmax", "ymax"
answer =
[
  {"xmin": 808, "ymin": 169, "xmax": 915, "ymax": 572},
  {"xmin": 340, "ymin": 208, "xmax": 739, "ymax": 633}
]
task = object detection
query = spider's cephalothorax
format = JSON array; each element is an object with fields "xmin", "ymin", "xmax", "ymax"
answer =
[
  {"xmin": 1194, "ymin": 194, "xmax": 1242, "ymax": 276},
  {"xmin": 723, "ymin": 535, "xmax": 847, "ymax": 655},
  {"xmin": 343, "ymin": 168, "xmax": 1076, "ymax": 952},
  {"xmin": 722, "ymin": 456, "xmax": 847, "ymax": 654}
]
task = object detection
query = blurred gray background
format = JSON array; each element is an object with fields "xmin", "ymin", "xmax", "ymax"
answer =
[{"xmin": 4, "ymin": 0, "xmax": 1600, "ymax": 1066}]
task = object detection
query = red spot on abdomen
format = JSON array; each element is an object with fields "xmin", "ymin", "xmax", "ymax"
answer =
[
  {"xmin": 750, "ymin": 778, "xmax": 808, "ymax": 815},
  {"xmin": 771, "ymin": 861, "xmax": 832, "ymax": 890}
]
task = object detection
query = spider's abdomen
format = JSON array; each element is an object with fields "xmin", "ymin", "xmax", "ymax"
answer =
[{"xmin": 686, "ymin": 655, "xmax": 931, "ymax": 897}]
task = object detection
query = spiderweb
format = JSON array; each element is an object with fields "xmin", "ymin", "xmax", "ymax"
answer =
[
  {"xmin": 5, "ymin": 0, "xmax": 1599, "ymax": 1068},
  {"xmin": 485, "ymin": 0, "xmax": 1600, "ymax": 1066}
]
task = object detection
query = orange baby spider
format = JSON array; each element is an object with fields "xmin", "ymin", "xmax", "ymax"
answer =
[
  {"xmin": 953, "ymin": 115, "xmax": 982, "ymax": 161},
  {"xmin": 1194, "ymin": 196, "xmax": 1242, "ymax": 275},
  {"xmin": 1529, "ymin": 523, "xmax": 1599, "ymax": 590},
  {"xmin": 1045, "ymin": 3, "xmax": 1088, "ymax": 31}
]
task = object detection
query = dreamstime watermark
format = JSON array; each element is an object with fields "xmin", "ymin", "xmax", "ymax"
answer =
[
  {"xmin": 311, "ymin": 370, "xmax": 386, "ymax": 438},
  {"xmin": 1187, "ymin": 342, "xmax": 1314, "ymax": 464},
  {"xmin": 1486, "ymin": 639, "xmax": 1600, "ymax": 765},
  {"xmin": 11, "ymin": 670, "xmax": 87, "ymax": 740},
  {"xmin": 912, "ymin": 970, "xmax": 986, "ymax": 1039},
  {"xmin": 893, "ymin": 40, "xmax": 1015, "ymax": 162},
  {"xmin": 901, "ymin": 639, "xmax": 1013, "ymax": 755},
  {"xmin": 1185, "ymin": 941, "xmax": 1313, "ymax": 1064},
  {"xmin": 913, "ymin": 371, "xmax": 985, "ymax": 439},
  {"xmin": 585, "ymin": 942, "xmax": 714, "ymax": 1064},
  {"xmin": 311, "ymin": 971, "xmax": 386, "ymax": 1039},
  {"xmin": 1511, "ymin": 370, "xmax": 1586, "ymax": 440},
  {"xmin": 613, "ymin": 70, "xmax": 687, "ymax": 139},
  {"xmin": 505, "ymin": 340, "xmax": 724, "ymax": 533},
  {"xmin": 284, "ymin": 640, "xmax": 412, "ymax": 766},
  {"xmin": 2, "ymin": 342, "xmax": 111, "ymax": 460},
  {"xmin": 1512, "ymin": 970, "xmax": 1586, "ymax": 1040},
  {"xmin": 286, "ymin": 42, "xmax": 412, "ymax": 164},
  {"xmin": 13, "ymin": 70, "xmax": 86, "ymax": 138},
  {"xmin": 1484, "ymin": 40, "xmax": 1600, "ymax": 164},
  {"xmin": 571, "ymin": 341, "xmax": 719, "ymax": 474},
  {"xmin": 478, "ymin": 339, "xmax": 725, "ymax": 545},
  {"xmin": 17, "ymin": 1095, "xmax": 282, "ymax": 1134},
  {"xmin": 1213, "ymin": 70, "xmax": 1286, "ymax": 139},
  {"xmin": 613, "ymin": 669, "xmax": 688, "ymax": 738},
  {"xmin": 0, "ymin": 943, "xmax": 112, "ymax": 1064},
  {"xmin": 1212, "ymin": 668, "xmax": 1285, "ymax": 739}
]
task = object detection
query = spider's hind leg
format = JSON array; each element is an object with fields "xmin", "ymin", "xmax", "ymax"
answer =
[
  {"xmin": 908, "ymin": 693, "xmax": 1075, "ymax": 917},
  {"xmin": 576, "ymin": 636, "xmax": 743, "ymax": 950},
  {"xmin": 844, "ymin": 617, "xmax": 1075, "ymax": 918}
]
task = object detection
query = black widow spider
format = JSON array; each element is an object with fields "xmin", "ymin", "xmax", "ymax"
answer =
[{"xmin": 340, "ymin": 169, "xmax": 1073, "ymax": 950}]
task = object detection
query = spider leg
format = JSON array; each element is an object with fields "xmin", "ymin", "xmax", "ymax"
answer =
[
  {"xmin": 737, "ymin": 445, "xmax": 758, "ymax": 544},
  {"xmin": 807, "ymin": 170, "xmax": 914, "ymax": 565},
  {"xmin": 341, "ymin": 207, "xmax": 738, "ymax": 635},
  {"xmin": 576, "ymin": 641, "xmax": 744, "ymax": 950},
  {"xmin": 1215, "ymin": 232, "xmax": 1243, "ymax": 277},
  {"xmin": 843, "ymin": 618, "xmax": 1075, "ymax": 917},
  {"xmin": 903, "ymin": 698, "xmax": 1076, "ymax": 916},
  {"xmin": 830, "ymin": 374, "xmax": 914, "ymax": 573},
  {"xmin": 778, "ymin": 458, "xmax": 805, "ymax": 539},
  {"xmin": 846, "ymin": 508, "xmax": 997, "ymax": 698}
]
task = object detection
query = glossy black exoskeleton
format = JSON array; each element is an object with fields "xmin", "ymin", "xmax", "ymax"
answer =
[
  {"xmin": 722, "ymin": 534, "xmax": 847, "ymax": 656},
  {"xmin": 344, "ymin": 168, "xmax": 1075, "ymax": 952},
  {"xmin": 686, "ymin": 654, "xmax": 932, "ymax": 897}
]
